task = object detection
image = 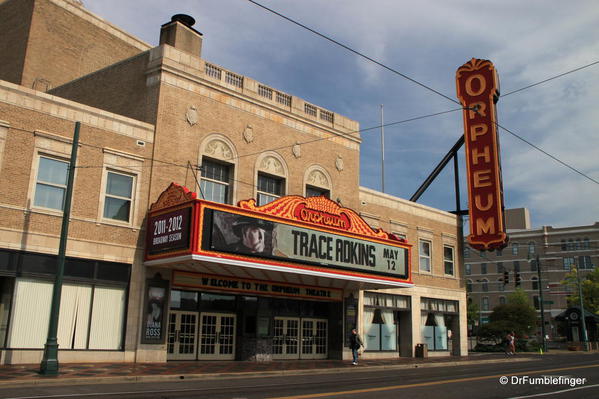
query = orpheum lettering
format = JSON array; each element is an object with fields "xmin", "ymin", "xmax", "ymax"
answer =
[{"xmin": 456, "ymin": 58, "xmax": 508, "ymax": 251}]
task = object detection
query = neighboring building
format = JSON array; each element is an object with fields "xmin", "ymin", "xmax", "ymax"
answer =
[
  {"xmin": 465, "ymin": 209, "xmax": 599, "ymax": 340},
  {"xmin": 0, "ymin": 0, "xmax": 466, "ymax": 364}
]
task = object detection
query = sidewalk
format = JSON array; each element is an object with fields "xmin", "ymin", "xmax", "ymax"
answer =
[{"xmin": 0, "ymin": 352, "xmax": 549, "ymax": 388}]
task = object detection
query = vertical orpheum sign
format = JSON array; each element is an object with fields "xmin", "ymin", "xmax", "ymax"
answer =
[{"xmin": 456, "ymin": 58, "xmax": 508, "ymax": 251}]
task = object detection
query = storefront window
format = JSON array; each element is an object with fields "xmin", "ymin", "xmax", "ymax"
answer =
[
  {"xmin": 170, "ymin": 290, "xmax": 199, "ymax": 310},
  {"xmin": 422, "ymin": 312, "xmax": 447, "ymax": 351},
  {"xmin": 363, "ymin": 292, "xmax": 409, "ymax": 352}
]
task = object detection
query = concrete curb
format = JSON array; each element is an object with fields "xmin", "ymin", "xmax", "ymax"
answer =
[{"xmin": 0, "ymin": 356, "xmax": 536, "ymax": 388}]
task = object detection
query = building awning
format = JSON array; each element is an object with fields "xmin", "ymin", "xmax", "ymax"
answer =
[{"xmin": 144, "ymin": 183, "xmax": 414, "ymax": 292}]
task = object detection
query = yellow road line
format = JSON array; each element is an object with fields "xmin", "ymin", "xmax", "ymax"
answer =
[{"xmin": 267, "ymin": 363, "xmax": 599, "ymax": 399}]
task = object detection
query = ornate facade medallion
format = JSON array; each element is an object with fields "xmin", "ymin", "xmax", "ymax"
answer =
[
  {"xmin": 186, "ymin": 105, "xmax": 199, "ymax": 126},
  {"xmin": 335, "ymin": 155, "xmax": 344, "ymax": 172},
  {"xmin": 292, "ymin": 142, "xmax": 301, "ymax": 158},
  {"xmin": 205, "ymin": 139, "xmax": 233, "ymax": 160},
  {"xmin": 307, "ymin": 169, "xmax": 329, "ymax": 188},
  {"xmin": 243, "ymin": 124, "xmax": 254, "ymax": 143},
  {"xmin": 260, "ymin": 156, "xmax": 284, "ymax": 175}
]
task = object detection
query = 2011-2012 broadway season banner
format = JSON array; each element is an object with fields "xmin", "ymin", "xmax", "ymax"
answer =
[{"xmin": 202, "ymin": 208, "xmax": 408, "ymax": 279}]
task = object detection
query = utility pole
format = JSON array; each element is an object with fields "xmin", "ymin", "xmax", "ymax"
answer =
[
  {"xmin": 536, "ymin": 254, "xmax": 547, "ymax": 353},
  {"xmin": 380, "ymin": 104, "xmax": 385, "ymax": 193},
  {"xmin": 40, "ymin": 122, "xmax": 80, "ymax": 375},
  {"xmin": 575, "ymin": 267, "xmax": 590, "ymax": 351}
]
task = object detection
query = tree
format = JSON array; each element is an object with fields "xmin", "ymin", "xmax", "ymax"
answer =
[
  {"xmin": 561, "ymin": 268, "xmax": 599, "ymax": 315},
  {"xmin": 507, "ymin": 288, "xmax": 530, "ymax": 306},
  {"xmin": 488, "ymin": 302, "xmax": 537, "ymax": 337},
  {"xmin": 467, "ymin": 297, "xmax": 479, "ymax": 327}
]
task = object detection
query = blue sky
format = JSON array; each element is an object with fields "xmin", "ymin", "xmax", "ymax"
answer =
[{"xmin": 85, "ymin": 0, "xmax": 599, "ymax": 229}]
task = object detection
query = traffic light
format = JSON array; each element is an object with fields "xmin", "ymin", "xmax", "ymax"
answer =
[
  {"xmin": 503, "ymin": 271, "xmax": 509, "ymax": 285},
  {"xmin": 515, "ymin": 272, "xmax": 521, "ymax": 287}
]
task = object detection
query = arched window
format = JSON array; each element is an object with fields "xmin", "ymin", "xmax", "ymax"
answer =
[
  {"xmin": 255, "ymin": 152, "xmax": 288, "ymax": 206},
  {"xmin": 304, "ymin": 165, "xmax": 332, "ymax": 198},
  {"xmin": 199, "ymin": 135, "xmax": 238, "ymax": 204}
]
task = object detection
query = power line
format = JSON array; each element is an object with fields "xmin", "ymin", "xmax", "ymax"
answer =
[
  {"xmin": 496, "ymin": 122, "xmax": 599, "ymax": 186},
  {"xmin": 502, "ymin": 60, "xmax": 599, "ymax": 97},
  {"xmin": 246, "ymin": 0, "xmax": 460, "ymax": 106}
]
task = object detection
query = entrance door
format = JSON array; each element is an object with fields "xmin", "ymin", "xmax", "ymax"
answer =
[
  {"xmin": 198, "ymin": 313, "xmax": 236, "ymax": 360},
  {"xmin": 167, "ymin": 311, "xmax": 198, "ymax": 360},
  {"xmin": 273, "ymin": 317, "xmax": 300, "ymax": 359},
  {"xmin": 300, "ymin": 318, "xmax": 328, "ymax": 359}
]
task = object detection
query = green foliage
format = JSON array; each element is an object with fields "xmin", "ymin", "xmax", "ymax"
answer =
[
  {"xmin": 561, "ymin": 268, "xmax": 599, "ymax": 315},
  {"xmin": 467, "ymin": 299, "xmax": 479, "ymax": 326},
  {"xmin": 507, "ymin": 288, "xmax": 530, "ymax": 306},
  {"xmin": 489, "ymin": 301, "xmax": 537, "ymax": 337}
]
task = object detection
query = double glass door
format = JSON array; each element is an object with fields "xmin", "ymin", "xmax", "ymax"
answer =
[
  {"xmin": 273, "ymin": 317, "xmax": 327, "ymax": 359},
  {"xmin": 167, "ymin": 311, "xmax": 236, "ymax": 360}
]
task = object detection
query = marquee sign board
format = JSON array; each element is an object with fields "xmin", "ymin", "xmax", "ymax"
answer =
[{"xmin": 456, "ymin": 58, "xmax": 508, "ymax": 251}]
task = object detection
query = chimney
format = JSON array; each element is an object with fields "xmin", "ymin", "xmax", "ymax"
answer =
[{"xmin": 160, "ymin": 14, "xmax": 203, "ymax": 58}]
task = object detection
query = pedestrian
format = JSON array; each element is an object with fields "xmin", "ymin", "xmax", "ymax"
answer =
[
  {"xmin": 349, "ymin": 328, "xmax": 363, "ymax": 365},
  {"xmin": 504, "ymin": 332, "xmax": 513, "ymax": 355},
  {"xmin": 510, "ymin": 331, "xmax": 517, "ymax": 355}
]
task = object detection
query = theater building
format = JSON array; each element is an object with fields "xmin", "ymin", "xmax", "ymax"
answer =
[{"xmin": 0, "ymin": 0, "xmax": 466, "ymax": 364}]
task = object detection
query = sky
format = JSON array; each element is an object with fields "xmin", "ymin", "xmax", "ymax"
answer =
[{"xmin": 84, "ymin": 0, "xmax": 599, "ymax": 229}]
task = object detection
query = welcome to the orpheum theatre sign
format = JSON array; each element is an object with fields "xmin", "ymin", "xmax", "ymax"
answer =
[{"xmin": 456, "ymin": 58, "xmax": 508, "ymax": 251}]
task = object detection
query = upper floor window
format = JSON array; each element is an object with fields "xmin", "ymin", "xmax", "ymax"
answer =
[
  {"xmin": 306, "ymin": 186, "xmax": 330, "ymax": 198},
  {"xmin": 512, "ymin": 243, "xmax": 519, "ymax": 255},
  {"xmin": 530, "ymin": 259, "xmax": 538, "ymax": 272},
  {"xmin": 464, "ymin": 246, "xmax": 470, "ymax": 258},
  {"xmin": 419, "ymin": 239, "xmax": 431, "ymax": 273},
  {"xmin": 533, "ymin": 296, "xmax": 540, "ymax": 310},
  {"xmin": 496, "ymin": 248, "xmax": 503, "ymax": 257},
  {"xmin": 513, "ymin": 260, "xmax": 520, "ymax": 272},
  {"xmin": 444, "ymin": 246, "xmax": 455, "ymax": 276},
  {"xmin": 465, "ymin": 264, "xmax": 471, "ymax": 275},
  {"xmin": 34, "ymin": 156, "xmax": 69, "ymax": 211},
  {"xmin": 482, "ymin": 297, "xmax": 489, "ymax": 311},
  {"xmin": 497, "ymin": 279, "xmax": 505, "ymax": 291},
  {"xmin": 583, "ymin": 238, "xmax": 590, "ymax": 249},
  {"xmin": 497, "ymin": 262, "xmax": 504, "ymax": 274},
  {"xmin": 103, "ymin": 171, "xmax": 134, "ymax": 222},
  {"xmin": 528, "ymin": 241, "xmax": 535, "ymax": 254},
  {"xmin": 563, "ymin": 257, "xmax": 575, "ymax": 271},
  {"xmin": 499, "ymin": 296, "xmax": 506, "ymax": 305},
  {"xmin": 579, "ymin": 255, "xmax": 593, "ymax": 270},
  {"xmin": 480, "ymin": 263, "xmax": 487, "ymax": 275},
  {"xmin": 531, "ymin": 277, "xmax": 539, "ymax": 290},
  {"xmin": 561, "ymin": 240, "xmax": 567, "ymax": 251},
  {"xmin": 466, "ymin": 280, "xmax": 473, "ymax": 292},
  {"xmin": 257, "ymin": 173, "xmax": 284, "ymax": 206},
  {"xmin": 200, "ymin": 158, "xmax": 231, "ymax": 204},
  {"xmin": 481, "ymin": 279, "xmax": 489, "ymax": 292}
]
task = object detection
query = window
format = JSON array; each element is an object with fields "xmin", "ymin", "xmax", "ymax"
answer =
[
  {"xmin": 257, "ymin": 173, "xmax": 284, "ymax": 206},
  {"xmin": 530, "ymin": 259, "xmax": 538, "ymax": 272},
  {"xmin": 200, "ymin": 158, "xmax": 231, "ymax": 204},
  {"xmin": 497, "ymin": 279, "xmax": 505, "ymax": 291},
  {"xmin": 481, "ymin": 279, "xmax": 489, "ymax": 292},
  {"xmin": 482, "ymin": 297, "xmax": 489, "ymax": 311},
  {"xmin": 481, "ymin": 263, "xmax": 487, "ymax": 275},
  {"xmin": 512, "ymin": 243, "xmax": 519, "ymax": 255},
  {"xmin": 421, "ymin": 312, "xmax": 448, "ymax": 351},
  {"xmin": 579, "ymin": 255, "xmax": 593, "ymax": 270},
  {"xmin": 533, "ymin": 296, "xmax": 540, "ymax": 310},
  {"xmin": 419, "ymin": 240, "xmax": 431, "ymax": 273},
  {"xmin": 499, "ymin": 296, "xmax": 506, "ymax": 305},
  {"xmin": 465, "ymin": 264, "xmax": 471, "ymax": 275},
  {"xmin": 528, "ymin": 241, "xmax": 535, "ymax": 254},
  {"xmin": 496, "ymin": 248, "xmax": 503, "ymax": 257},
  {"xmin": 364, "ymin": 308, "xmax": 397, "ymax": 351},
  {"xmin": 497, "ymin": 262, "xmax": 504, "ymax": 274},
  {"xmin": 103, "ymin": 171, "xmax": 134, "ymax": 222},
  {"xmin": 561, "ymin": 240, "xmax": 567, "ymax": 251},
  {"xmin": 531, "ymin": 277, "xmax": 539, "ymax": 290},
  {"xmin": 575, "ymin": 239, "xmax": 581, "ymax": 250},
  {"xmin": 7, "ymin": 279, "xmax": 126, "ymax": 350},
  {"xmin": 306, "ymin": 186, "xmax": 330, "ymax": 198},
  {"xmin": 563, "ymin": 257, "xmax": 575, "ymax": 270},
  {"xmin": 513, "ymin": 260, "xmax": 520, "ymax": 272},
  {"xmin": 466, "ymin": 280, "xmax": 473, "ymax": 292},
  {"xmin": 444, "ymin": 246, "xmax": 454, "ymax": 276},
  {"xmin": 464, "ymin": 246, "xmax": 470, "ymax": 258},
  {"xmin": 583, "ymin": 238, "xmax": 590, "ymax": 249},
  {"xmin": 567, "ymin": 239, "xmax": 574, "ymax": 250},
  {"xmin": 34, "ymin": 156, "xmax": 69, "ymax": 210}
]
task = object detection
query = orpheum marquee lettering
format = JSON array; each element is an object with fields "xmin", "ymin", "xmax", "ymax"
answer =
[{"xmin": 456, "ymin": 58, "xmax": 508, "ymax": 250}]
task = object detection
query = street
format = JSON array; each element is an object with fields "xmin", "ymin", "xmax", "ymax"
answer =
[{"xmin": 0, "ymin": 354, "xmax": 597, "ymax": 399}]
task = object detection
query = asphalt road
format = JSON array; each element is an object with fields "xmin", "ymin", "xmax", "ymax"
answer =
[{"xmin": 0, "ymin": 354, "xmax": 597, "ymax": 399}]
